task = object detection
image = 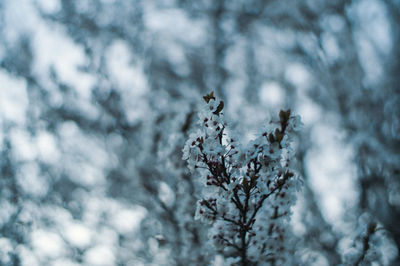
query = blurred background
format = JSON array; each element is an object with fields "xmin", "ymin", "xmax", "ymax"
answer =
[{"xmin": 0, "ymin": 0, "xmax": 399, "ymax": 265}]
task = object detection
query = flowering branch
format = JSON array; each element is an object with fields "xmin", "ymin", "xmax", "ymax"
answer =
[{"xmin": 183, "ymin": 92, "xmax": 303, "ymax": 265}]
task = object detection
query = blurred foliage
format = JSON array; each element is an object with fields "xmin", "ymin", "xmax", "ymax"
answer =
[{"xmin": 0, "ymin": 0, "xmax": 399, "ymax": 265}]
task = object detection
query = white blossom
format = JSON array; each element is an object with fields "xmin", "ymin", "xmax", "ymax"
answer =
[{"xmin": 184, "ymin": 93, "xmax": 303, "ymax": 265}]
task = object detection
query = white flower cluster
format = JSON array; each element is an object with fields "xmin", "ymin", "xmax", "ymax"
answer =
[{"xmin": 183, "ymin": 92, "xmax": 303, "ymax": 265}]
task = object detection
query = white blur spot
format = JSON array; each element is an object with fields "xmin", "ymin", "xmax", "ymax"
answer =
[
  {"xmin": 144, "ymin": 4, "xmax": 205, "ymax": 45},
  {"xmin": 300, "ymin": 249, "xmax": 330, "ymax": 266},
  {"xmin": 285, "ymin": 64, "xmax": 310, "ymax": 89},
  {"xmin": 213, "ymin": 255, "xmax": 225, "ymax": 266},
  {"xmin": 321, "ymin": 33, "xmax": 340, "ymax": 62},
  {"xmin": 306, "ymin": 121, "xmax": 358, "ymax": 228},
  {"xmin": 0, "ymin": 71, "xmax": 28, "ymax": 124},
  {"xmin": 36, "ymin": 0, "xmax": 61, "ymax": 13},
  {"xmin": 259, "ymin": 82, "xmax": 284, "ymax": 108},
  {"xmin": 0, "ymin": 238, "xmax": 13, "ymax": 264},
  {"xmin": 158, "ymin": 182, "xmax": 175, "ymax": 207},
  {"xmin": 106, "ymin": 40, "xmax": 149, "ymax": 123},
  {"xmin": 33, "ymin": 23, "xmax": 95, "ymax": 101},
  {"xmin": 356, "ymin": 35, "xmax": 383, "ymax": 85},
  {"xmin": 106, "ymin": 40, "xmax": 147, "ymax": 93},
  {"xmin": 32, "ymin": 230, "xmax": 65, "ymax": 258},
  {"xmin": 64, "ymin": 222, "xmax": 92, "ymax": 248},
  {"xmin": 111, "ymin": 207, "xmax": 146, "ymax": 234},
  {"xmin": 291, "ymin": 199, "xmax": 306, "ymax": 236},
  {"xmin": 69, "ymin": 164, "xmax": 105, "ymax": 187},
  {"xmin": 354, "ymin": 0, "xmax": 392, "ymax": 54},
  {"xmin": 17, "ymin": 163, "xmax": 49, "ymax": 197},
  {"xmin": 10, "ymin": 129, "xmax": 37, "ymax": 161},
  {"xmin": 297, "ymin": 98, "xmax": 322, "ymax": 125},
  {"xmin": 166, "ymin": 44, "xmax": 190, "ymax": 76},
  {"xmin": 0, "ymin": 202, "xmax": 16, "ymax": 226},
  {"xmin": 348, "ymin": 0, "xmax": 392, "ymax": 86},
  {"xmin": 58, "ymin": 121, "xmax": 80, "ymax": 140},
  {"xmin": 36, "ymin": 131, "xmax": 60, "ymax": 163},
  {"xmin": 85, "ymin": 245, "xmax": 115, "ymax": 266},
  {"xmin": 52, "ymin": 258, "xmax": 81, "ymax": 266},
  {"xmin": 17, "ymin": 245, "xmax": 39, "ymax": 266}
]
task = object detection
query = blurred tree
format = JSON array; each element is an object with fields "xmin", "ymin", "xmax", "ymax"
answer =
[{"xmin": 0, "ymin": 0, "xmax": 398, "ymax": 265}]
